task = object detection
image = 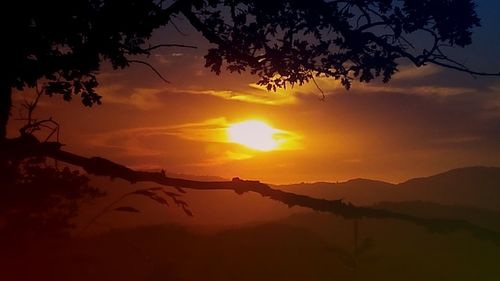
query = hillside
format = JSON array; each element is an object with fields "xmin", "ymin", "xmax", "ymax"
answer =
[
  {"xmin": 399, "ymin": 166, "xmax": 500, "ymax": 211},
  {"xmin": 79, "ymin": 166, "xmax": 500, "ymax": 231},
  {"xmin": 281, "ymin": 166, "xmax": 500, "ymax": 211}
]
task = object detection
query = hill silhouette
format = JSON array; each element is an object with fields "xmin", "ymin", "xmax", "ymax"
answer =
[
  {"xmin": 399, "ymin": 166, "xmax": 500, "ymax": 210},
  {"xmin": 77, "ymin": 166, "xmax": 500, "ymax": 231},
  {"xmin": 281, "ymin": 166, "xmax": 500, "ymax": 211},
  {"xmin": 5, "ymin": 167, "xmax": 500, "ymax": 281}
]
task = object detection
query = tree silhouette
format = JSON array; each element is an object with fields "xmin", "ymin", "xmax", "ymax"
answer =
[
  {"xmin": 2, "ymin": 0, "xmax": 499, "ymax": 139},
  {"xmin": 1, "ymin": 0, "xmax": 500, "ymax": 239}
]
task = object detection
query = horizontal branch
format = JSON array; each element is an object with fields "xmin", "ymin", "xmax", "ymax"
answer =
[
  {"xmin": 2, "ymin": 134, "xmax": 500, "ymax": 244},
  {"xmin": 143, "ymin": 44, "xmax": 197, "ymax": 52}
]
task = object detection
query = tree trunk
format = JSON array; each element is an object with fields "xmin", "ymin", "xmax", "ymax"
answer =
[
  {"xmin": 0, "ymin": 82, "xmax": 13, "ymax": 183},
  {"xmin": 0, "ymin": 82, "xmax": 12, "ymax": 140}
]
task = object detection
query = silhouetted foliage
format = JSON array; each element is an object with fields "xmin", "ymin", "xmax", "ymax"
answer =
[
  {"xmin": 190, "ymin": 0, "xmax": 488, "ymax": 91},
  {"xmin": 1, "ymin": 0, "xmax": 496, "ymax": 139},
  {"xmin": 79, "ymin": 185, "xmax": 192, "ymax": 234},
  {"xmin": 0, "ymin": 0, "xmax": 182, "ymax": 138},
  {"xmin": 0, "ymin": 157, "xmax": 102, "ymax": 238},
  {"xmin": 114, "ymin": 206, "xmax": 141, "ymax": 213}
]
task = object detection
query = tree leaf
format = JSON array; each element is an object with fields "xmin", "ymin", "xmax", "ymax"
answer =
[
  {"xmin": 151, "ymin": 195, "xmax": 169, "ymax": 206},
  {"xmin": 114, "ymin": 206, "xmax": 140, "ymax": 213},
  {"xmin": 131, "ymin": 189, "xmax": 156, "ymax": 197}
]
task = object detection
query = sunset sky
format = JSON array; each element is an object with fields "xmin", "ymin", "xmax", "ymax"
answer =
[{"xmin": 9, "ymin": 0, "xmax": 500, "ymax": 184}]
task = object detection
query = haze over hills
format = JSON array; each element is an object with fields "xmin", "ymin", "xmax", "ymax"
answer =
[
  {"xmin": 52, "ymin": 167, "xmax": 500, "ymax": 281},
  {"xmin": 8, "ymin": 167, "xmax": 500, "ymax": 281},
  {"xmin": 280, "ymin": 166, "xmax": 500, "ymax": 211},
  {"xmin": 81, "ymin": 166, "xmax": 500, "ymax": 231}
]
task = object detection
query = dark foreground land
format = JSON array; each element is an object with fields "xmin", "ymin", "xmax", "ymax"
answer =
[{"xmin": 2, "ymin": 200, "xmax": 500, "ymax": 281}]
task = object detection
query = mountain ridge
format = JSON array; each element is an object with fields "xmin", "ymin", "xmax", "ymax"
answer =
[
  {"xmin": 279, "ymin": 166, "xmax": 500, "ymax": 211},
  {"xmin": 85, "ymin": 166, "xmax": 500, "ymax": 227}
]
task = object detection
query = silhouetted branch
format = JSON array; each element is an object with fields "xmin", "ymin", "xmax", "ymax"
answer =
[
  {"xmin": 169, "ymin": 17, "xmax": 189, "ymax": 36},
  {"xmin": 428, "ymin": 59, "xmax": 500, "ymax": 77},
  {"xmin": 361, "ymin": 29, "xmax": 500, "ymax": 77},
  {"xmin": 24, "ymin": 84, "xmax": 44, "ymax": 125},
  {"xmin": 19, "ymin": 118, "xmax": 60, "ymax": 142},
  {"xmin": 124, "ymin": 43, "xmax": 197, "ymax": 54},
  {"xmin": 142, "ymin": 43, "xmax": 197, "ymax": 52},
  {"xmin": 310, "ymin": 74, "xmax": 326, "ymax": 101},
  {"xmin": 16, "ymin": 87, "xmax": 60, "ymax": 142},
  {"xmin": 2, "ymin": 135, "xmax": 500, "ymax": 245},
  {"xmin": 127, "ymin": 59, "xmax": 171, "ymax": 83},
  {"xmin": 180, "ymin": 7, "xmax": 260, "ymax": 67},
  {"xmin": 78, "ymin": 185, "xmax": 190, "ymax": 235}
]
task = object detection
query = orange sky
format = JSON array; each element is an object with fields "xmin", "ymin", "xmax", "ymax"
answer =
[{"xmin": 8, "ymin": 1, "xmax": 500, "ymax": 184}]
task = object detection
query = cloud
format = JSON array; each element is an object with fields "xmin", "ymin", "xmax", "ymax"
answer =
[
  {"xmin": 225, "ymin": 150, "xmax": 254, "ymax": 160},
  {"xmin": 179, "ymin": 88, "xmax": 297, "ymax": 105},
  {"xmin": 253, "ymin": 64, "xmax": 480, "ymax": 98},
  {"xmin": 183, "ymin": 150, "xmax": 255, "ymax": 168},
  {"xmin": 176, "ymin": 65, "xmax": 475, "ymax": 104},
  {"xmin": 87, "ymin": 118, "xmax": 225, "ymax": 152},
  {"xmin": 88, "ymin": 117, "xmax": 302, "ymax": 164},
  {"xmin": 301, "ymin": 78, "xmax": 476, "ymax": 97},
  {"xmin": 391, "ymin": 64, "xmax": 442, "ymax": 81},
  {"xmin": 429, "ymin": 136, "xmax": 483, "ymax": 144},
  {"xmin": 362, "ymin": 84, "xmax": 476, "ymax": 96},
  {"xmin": 153, "ymin": 54, "xmax": 171, "ymax": 65},
  {"xmin": 174, "ymin": 75, "xmax": 346, "ymax": 105},
  {"xmin": 155, "ymin": 117, "xmax": 230, "ymax": 143},
  {"xmin": 111, "ymin": 117, "xmax": 300, "ymax": 148},
  {"xmin": 483, "ymin": 84, "xmax": 500, "ymax": 117},
  {"xmin": 99, "ymin": 87, "xmax": 165, "ymax": 110}
]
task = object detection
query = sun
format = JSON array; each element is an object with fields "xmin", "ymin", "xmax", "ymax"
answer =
[{"xmin": 227, "ymin": 120, "xmax": 280, "ymax": 151}]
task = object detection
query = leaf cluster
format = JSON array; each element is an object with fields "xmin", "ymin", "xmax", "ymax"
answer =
[
  {"xmin": 114, "ymin": 186, "xmax": 193, "ymax": 217},
  {"xmin": 190, "ymin": 0, "xmax": 481, "ymax": 90},
  {"xmin": 4, "ymin": 0, "xmax": 173, "ymax": 106},
  {"xmin": 3, "ymin": 0, "xmax": 487, "ymax": 106}
]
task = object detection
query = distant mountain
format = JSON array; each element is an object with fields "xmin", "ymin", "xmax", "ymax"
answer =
[
  {"xmin": 84, "ymin": 166, "xmax": 500, "ymax": 228},
  {"xmin": 280, "ymin": 166, "xmax": 500, "ymax": 211},
  {"xmin": 278, "ymin": 178, "xmax": 400, "ymax": 206},
  {"xmin": 398, "ymin": 166, "xmax": 500, "ymax": 210}
]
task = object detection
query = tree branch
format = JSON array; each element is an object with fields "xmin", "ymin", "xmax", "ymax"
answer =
[
  {"xmin": 143, "ymin": 43, "xmax": 197, "ymax": 52},
  {"xmin": 428, "ymin": 59, "xmax": 500, "ymax": 77},
  {"xmin": 127, "ymin": 59, "xmax": 171, "ymax": 83},
  {"xmin": 2, "ymin": 135, "xmax": 500, "ymax": 245}
]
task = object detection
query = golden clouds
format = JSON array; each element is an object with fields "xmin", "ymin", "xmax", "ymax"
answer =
[
  {"xmin": 87, "ymin": 117, "xmax": 302, "ymax": 168},
  {"xmin": 99, "ymin": 87, "xmax": 165, "ymax": 110},
  {"xmin": 179, "ymin": 88, "xmax": 296, "ymax": 105}
]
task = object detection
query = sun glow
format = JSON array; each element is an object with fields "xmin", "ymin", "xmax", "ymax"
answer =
[{"xmin": 227, "ymin": 120, "xmax": 280, "ymax": 151}]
